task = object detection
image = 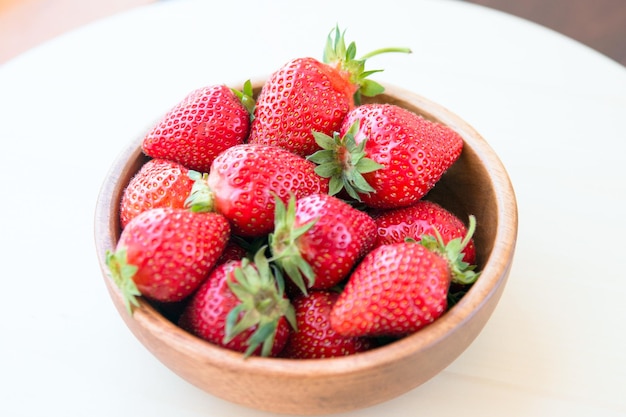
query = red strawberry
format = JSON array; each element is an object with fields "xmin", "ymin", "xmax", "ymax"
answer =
[
  {"xmin": 106, "ymin": 208, "xmax": 230, "ymax": 312},
  {"xmin": 216, "ymin": 239, "xmax": 249, "ymax": 264},
  {"xmin": 330, "ymin": 216, "xmax": 479, "ymax": 338},
  {"xmin": 280, "ymin": 290, "xmax": 374, "ymax": 359},
  {"xmin": 119, "ymin": 158, "xmax": 194, "ymax": 229},
  {"xmin": 309, "ymin": 104, "xmax": 463, "ymax": 209},
  {"xmin": 142, "ymin": 83, "xmax": 254, "ymax": 172},
  {"xmin": 249, "ymin": 26, "xmax": 410, "ymax": 157},
  {"xmin": 179, "ymin": 250, "xmax": 296, "ymax": 357},
  {"xmin": 270, "ymin": 193, "xmax": 376, "ymax": 293},
  {"xmin": 188, "ymin": 143, "xmax": 329, "ymax": 237},
  {"xmin": 372, "ymin": 199, "xmax": 476, "ymax": 264}
]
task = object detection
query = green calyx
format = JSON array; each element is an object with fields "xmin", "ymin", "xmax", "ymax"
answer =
[
  {"xmin": 105, "ymin": 248, "xmax": 141, "ymax": 315},
  {"xmin": 418, "ymin": 215, "xmax": 480, "ymax": 285},
  {"xmin": 184, "ymin": 170, "xmax": 215, "ymax": 213},
  {"xmin": 307, "ymin": 120, "xmax": 383, "ymax": 201},
  {"xmin": 323, "ymin": 25, "xmax": 412, "ymax": 104},
  {"xmin": 230, "ymin": 79, "xmax": 256, "ymax": 121},
  {"xmin": 268, "ymin": 194, "xmax": 318, "ymax": 295},
  {"xmin": 225, "ymin": 247, "xmax": 297, "ymax": 358}
]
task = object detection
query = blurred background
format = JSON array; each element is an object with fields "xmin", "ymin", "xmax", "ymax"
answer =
[{"xmin": 1, "ymin": 0, "xmax": 625, "ymax": 65}]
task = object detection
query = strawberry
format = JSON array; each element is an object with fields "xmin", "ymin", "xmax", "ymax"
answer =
[
  {"xmin": 248, "ymin": 26, "xmax": 410, "ymax": 157},
  {"xmin": 186, "ymin": 143, "xmax": 330, "ymax": 237},
  {"xmin": 216, "ymin": 238, "xmax": 249, "ymax": 264},
  {"xmin": 142, "ymin": 83, "xmax": 254, "ymax": 172},
  {"xmin": 178, "ymin": 249, "xmax": 296, "ymax": 357},
  {"xmin": 105, "ymin": 208, "xmax": 230, "ymax": 312},
  {"xmin": 119, "ymin": 158, "xmax": 195, "ymax": 229},
  {"xmin": 330, "ymin": 216, "xmax": 479, "ymax": 338},
  {"xmin": 280, "ymin": 290, "xmax": 374, "ymax": 359},
  {"xmin": 269, "ymin": 193, "xmax": 376, "ymax": 293},
  {"xmin": 308, "ymin": 104, "xmax": 464, "ymax": 209},
  {"xmin": 372, "ymin": 199, "xmax": 476, "ymax": 264}
]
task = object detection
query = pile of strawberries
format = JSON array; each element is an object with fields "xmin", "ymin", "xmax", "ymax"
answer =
[{"xmin": 105, "ymin": 27, "xmax": 480, "ymax": 359}]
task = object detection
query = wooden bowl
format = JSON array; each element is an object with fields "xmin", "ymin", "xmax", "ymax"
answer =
[{"xmin": 94, "ymin": 82, "xmax": 518, "ymax": 415}]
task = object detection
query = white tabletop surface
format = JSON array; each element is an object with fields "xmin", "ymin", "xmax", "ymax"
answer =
[{"xmin": 1, "ymin": 0, "xmax": 625, "ymax": 416}]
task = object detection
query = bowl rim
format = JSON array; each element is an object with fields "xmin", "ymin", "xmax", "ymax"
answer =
[{"xmin": 94, "ymin": 82, "xmax": 518, "ymax": 379}]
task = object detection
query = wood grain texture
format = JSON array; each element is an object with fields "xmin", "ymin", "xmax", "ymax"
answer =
[{"xmin": 93, "ymin": 81, "xmax": 518, "ymax": 415}]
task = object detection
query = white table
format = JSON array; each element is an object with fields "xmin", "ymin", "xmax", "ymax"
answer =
[{"xmin": 1, "ymin": 0, "xmax": 625, "ymax": 416}]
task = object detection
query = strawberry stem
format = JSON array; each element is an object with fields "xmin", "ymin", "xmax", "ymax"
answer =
[
  {"xmin": 307, "ymin": 120, "xmax": 383, "ymax": 201},
  {"xmin": 230, "ymin": 79, "xmax": 256, "ymax": 121},
  {"xmin": 225, "ymin": 247, "xmax": 297, "ymax": 358},
  {"xmin": 185, "ymin": 171, "xmax": 216, "ymax": 213},
  {"xmin": 359, "ymin": 46, "xmax": 413, "ymax": 60},
  {"xmin": 268, "ymin": 194, "xmax": 318, "ymax": 295},
  {"xmin": 323, "ymin": 25, "xmax": 411, "ymax": 103},
  {"xmin": 419, "ymin": 215, "xmax": 480, "ymax": 285}
]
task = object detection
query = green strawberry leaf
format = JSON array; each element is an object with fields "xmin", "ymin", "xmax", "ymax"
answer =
[
  {"xmin": 418, "ymin": 215, "xmax": 481, "ymax": 285},
  {"xmin": 105, "ymin": 248, "xmax": 141, "ymax": 315},
  {"xmin": 231, "ymin": 79, "xmax": 256, "ymax": 121},
  {"xmin": 358, "ymin": 79, "xmax": 385, "ymax": 98},
  {"xmin": 307, "ymin": 120, "xmax": 383, "ymax": 202},
  {"xmin": 311, "ymin": 131, "xmax": 337, "ymax": 151},
  {"xmin": 356, "ymin": 157, "xmax": 384, "ymax": 174},
  {"xmin": 323, "ymin": 25, "xmax": 411, "ymax": 103},
  {"xmin": 268, "ymin": 194, "xmax": 318, "ymax": 294},
  {"xmin": 185, "ymin": 171, "xmax": 216, "ymax": 213},
  {"xmin": 224, "ymin": 247, "xmax": 296, "ymax": 358}
]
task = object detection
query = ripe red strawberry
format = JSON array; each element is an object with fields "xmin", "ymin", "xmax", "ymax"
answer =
[
  {"xmin": 248, "ymin": 26, "xmax": 410, "ymax": 157},
  {"xmin": 270, "ymin": 193, "xmax": 376, "ymax": 293},
  {"xmin": 309, "ymin": 104, "xmax": 463, "ymax": 209},
  {"xmin": 178, "ymin": 250, "xmax": 296, "ymax": 357},
  {"xmin": 216, "ymin": 239, "xmax": 249, "ymax": 264},
  {"xmin": 330, "ymin": 216, "xmax": 479, "ymax": 338},
  {"xmin": 188, "ymin": 143, "xmax": 330, "ymax": 237},
  {"xmin": 280, "ymin": 290, "xmax": 374, "ymax": 359},
  {"xmin": 142, "ymin": 83, "xmax": 254, "ymax": 172},
  {"xmin": 372, "ymin": 199, "xmax": 476, "ymax": 264},
  {"xmin": 119, "ymin": 158, "xmax": 195, "ymax": 229},
  {"xmin": 106, "ymin": 208, "xmax": 230, "ymax": 312}
]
